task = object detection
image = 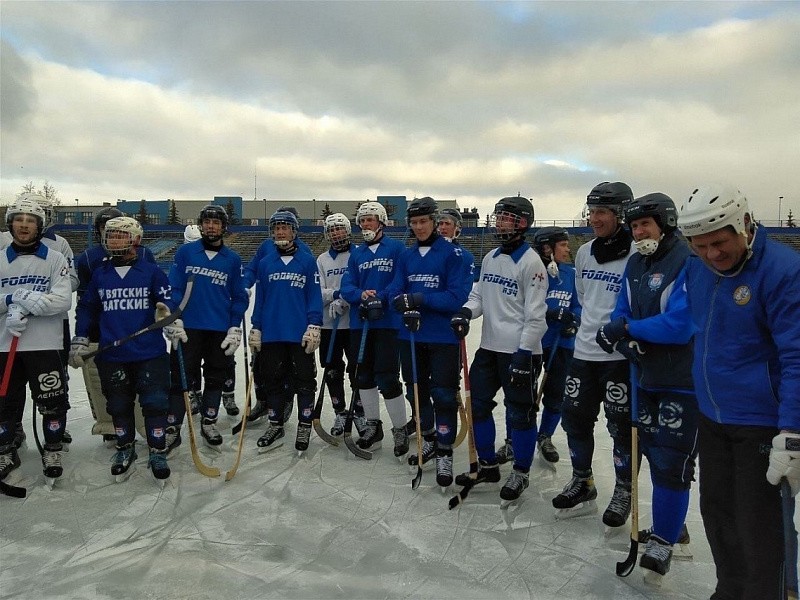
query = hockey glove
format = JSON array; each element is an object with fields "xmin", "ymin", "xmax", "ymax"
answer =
[
  {"xmin": 403, "ymin": 310, "xmax": 421, "ymax": 333},
  {"xmin": 302, "ymin": 324, "xmax": 322, "ymax": 354},
  {"xmin": 596, "ymin": 317, "xmax": 627, "ymax": 354},
  {"xmin": 767, "ymin": 432, "xmax": 800, "ymax": 497},
  {"xmin": 546, "ymin": 307, "xmax": 574, "ymax": 325},
  {"xmin": 6, "ymin": 304, "xmax": 28, "ymax": 337},
  {"xmin": 360, "ymin": 297, "xmax": 384, "ymax": 322},
  {"xmin": 11, "ymin": 289, "xmax": 51, "ymax": 317},
  {"xmin": 509, "ymin": 349, "xmax": 533, "ymax": 388},
  {"xmin": 68, "ymin": 336, "xmax": 90, "ymax": 368},
  {"xmin": 248, "ymin": 328, "xmax": 262, "ymax": 352},
  {"xmin": 392, "ymin": 292, "xmax": 424, "ymax": 313},
  {"xmin": 154, "ymin": 301, "xmax": 171, "ymax": 322},
  {"xmin": 328, "ymin": 298, "xmax": 349, "ymax": 319},
  {"xmin": 617, "ymin": 339, "xmax": 645, "ymax": 364},
  {"xmin": 450, "ymin": 307, "xmax": 472, "ymax": 339},
  {"xmin": 163, "ymin": 319, "xmax": 188, "ymax": 350},
  {"xmin": 220, "ymin": 326, "xmax": 242, "ymax": 356}
]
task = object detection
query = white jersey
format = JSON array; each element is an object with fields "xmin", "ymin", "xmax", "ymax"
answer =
[
  {"xmin": 1, "ymin": 230, "xmax": 78, "ymax": 292},
  {"xmin": 1, "ymin": 244, "xmax": 73, "ymax": 352},
  {"xmin": 464, "ymin": 243, "xmax": 548, "ymax": 355},
  {"xmin": 317, "ymin": 247, "xmax": 352, "ymax": 330},
  {"xmin": 573, "ymin": 238, "xmax": 635, "ymax": 362}
]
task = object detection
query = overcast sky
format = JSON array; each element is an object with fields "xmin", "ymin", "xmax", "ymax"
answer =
[{"xmin": 2, "ymin": 1, "xmax": 799, "ymax": 223}]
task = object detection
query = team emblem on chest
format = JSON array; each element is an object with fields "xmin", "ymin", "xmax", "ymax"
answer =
[{"xmin": 647, "ymin": 273, "xmax": 664, "ymax": 291}]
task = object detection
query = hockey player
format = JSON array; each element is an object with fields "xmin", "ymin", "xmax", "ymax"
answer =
[
  {"xmin": 387, "ymin": 198, "xmax": 471, "ymax": 487},
  {"xmin": 339, "ymin": 201, "xmax": 408, "ymax": 454},
  {"xmin": 678, "ymin": 184, "xmax": 800, "ymax": 599},
  {"xmin": 69, "ymin": 216, "xmax": 174, "ymax": 483},
  {"xmin": 596, "ymin": 194, "xmax": 697, "ymax": 582},
  {"xmin": 551, "ymin": 182, "xmax": 636, "ymax": 527},
  {"xmin": 0, "ymin": 197, "xmax": 72, "ymax": 486},
  {"xmin": 166, "ymin": 205, "xmax": 248, "ymax": 450},
  {"xmin": 249, "ymin": 210, "xmax": 322, "ymax": 453},
  {"xmin": 74, "ymin": 207, "xmax": 156, "ymax": 444},
  {"xmin": 316, "ymin": 213, "xmax": 365, "ymax": 435},
  {"xmin": 450, "ymin": 195, "xmax": 548, "ymax": 504}
]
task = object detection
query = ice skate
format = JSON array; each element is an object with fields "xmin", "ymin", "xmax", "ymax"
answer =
[
  {"xmin": 12, "ymin": 423, "xmax": 26, "ymax": 450},
  {"xmin": 500, "ymin": 469, "xmax": 529, "ymax": 509},
  {"xmin": 247, "ymin": 399, "xmax": 268, "ymax": 423},
  {"xmin": 111, "ymin": 442, "xmax": 138, "ymax": 483},
  {"xmin": 200, "ymin": 418, "xmax": 223, "ymax": 451},
  {"xmin": 42, "ymin": 444, "xmax": 63, "ymax": 489},
  {"xmin": 638, "ymin": 524, "xmax": 693, "ymax": 560},
  {"xmin": 295, "ymin": 422, "xmax": 312, "ymax": 456},
  {"xmin": 257, "ymin": 423, "xmax": 285, "ymax": 453},
  {"xmin": 496, "ymin": 438, "xmax": 514, "ymax": 465},
  {"xmin": 356, "ymin": 419, "xmax": 383, "ymax": 451},
  {"xmin": 640, "ymin": 534, "xmax": 673, "ymax": 586},
  {"xmin": 553, "ymin": 475, "xmax": 598, "ymax": 519},
  {"xmin": 61, "ymin": 429, "xmax": 72, "ymax": 452},
  {"xmin": 403, "ymin": 417, "xmax": 417, "ymax": 439},
  {"xmin": 455, "ymin": 459, "xmax": 501, "ymax": 488},
  {"xmin": 222, "ymin": 392, "xmax": 239, "ymax": 417},
  {"xmin": 148, "ymin": 449, "xmax": 170, "ymax": 488},
  {"xmin": 435, "ymin": 450, "xmax": 454, "ymax": 492},
  {"xmin": 602, "ymin": 481, "xmax": 631, "ymax": 533},
  {"xmin": 391, "ymin": 426, "xmax": 409, "ymax": 460},
  {"xmin": 329, "ymin": 412, "xmax": 347, "ymax": 437},
  {"xmin": 353, "ymin": 414, "xmax": 369, "ymax": 437},
  {"xmin": 165, "ymin": 426, "xmax": 182, "ymax": 455},
  {"xmin": 0, "ymin": 446, "xmax": 21, "ymax": 480},
  {"xmin": 102, "ymin": 434, "xmax": 117, "ymax": 449},
  {"xmin": 536, "ymin": 434, "xmax": 559, "ymax": 470},
  {"xmin": 283, "ymin": 398, "xmax": 294, "ymax": 423},
  {"xmin": 407, "ymin": 434, "xmax": 436, "ymax": 470}
]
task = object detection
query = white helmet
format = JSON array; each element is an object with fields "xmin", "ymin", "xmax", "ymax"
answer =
[
  {"xmin": 103, "ymin": 216, "xmax": 143, "ymax": 257},
  {"xmin": 184, "ymin": 224, "xmax": 201, "ymax": 243},
  {"xmin": 678, "ymin": 184, "xmax": 749, "ymax": 237},
  {"xmin": 324, "ymin": 213, "xmax": 352, "ymax": 252},
  {"xmin": 6, "ymin": 196, "xmax": 47, "ymax": 241},
  {"xmin": 18, "ymin": 193, "xmax": 53, "ymax": 229},
  {"xmin": 356, "ymin": 201, "xmax": 388, "ymax": 242}
]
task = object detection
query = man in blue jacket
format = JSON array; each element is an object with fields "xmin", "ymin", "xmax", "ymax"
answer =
[{"xmin": 679, "ymin": 183, "xmax": 800, "ymax": 599}]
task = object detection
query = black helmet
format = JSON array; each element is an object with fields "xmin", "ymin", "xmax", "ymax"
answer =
[
  {"xmin": 586, "ymin": 182, "xmax": 634, "ymax": 217},
  {"xmin": 492, "ymin": 195, "xmax": 534, "ymax": 242},
  {"xmin": 625, "ymin": 193, "xmax": 678, "ymax": 234},
  {"xmin": 533, "ymin": 226, "xmax": 569, "ymax": 255},
  {"xmin": 198, "ymin": 204, "xmax": 228, "ymax": 242},
  {"xmin": 407, "ymin": 196, "xmax": 438, "ymax": 223},
  {"xmin": 94, "ymin": 207, "xmax": 123, "ymax": 240},
  {"xmin": 438, "ymin": 208, "xmax": 462, "ymax": 227}
]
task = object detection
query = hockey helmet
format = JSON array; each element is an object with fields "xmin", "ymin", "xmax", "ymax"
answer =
[
  {"xmin": 491, "ymin": 195, "xmax": 534, "ymax": 242},
  {"xmin": 102, "ymin": 216, "xmax": 143, "ymax": 257}
]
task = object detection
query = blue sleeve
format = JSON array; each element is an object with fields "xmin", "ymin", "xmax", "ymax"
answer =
[
  {"xmin": 75, "ymin": 251, "xmax": 91, "ymax": 297},
  {"xmin": 251, "ymin": 259, "xmax": 264, "ymax": 331},
  {"xmin": 611, "ymin": 264, "xmax": 633, "ymax": 321},
  {"xmin": 626, "ymin": 267, "xmax": 693, "ymax": 345},
  {"xmin": 168, "ymin": 247, "xmax": 188, "ymax": 307},
  {"xmin": 75, "ymin": 272, "xmax": 101, "ymax": 338},
  {"xmin": 243, "ymin": 243, "xmax": 267, "ymax": 289},
  {"xmin": 339, "ymin": 251, "xmax": 362, "ymax": 304},
  {"xmin": 228, "ymin": 256, "xmax": 249, "ymax": 327},
  {"xmin": 152, "ymin": 267, "xmax": 173, "ymax": 309},
  {"xmin": 422, "ymin": 250, "xmax": 471, "ymax": 314},
  {"xmin": 305, "ymin": 259, "xmax": 323, "ymax": 327}
]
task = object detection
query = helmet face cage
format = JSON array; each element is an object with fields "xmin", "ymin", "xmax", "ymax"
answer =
[
  {"xmin": 357, "ymin": 202, "xmax": 388, "ymax": 241},
  {"xmin": 678, "ymin": 184, "xmax": 749, "ymax": 238},
  {"xmin": 102, "ymin": 217, "xmax": 143, "ymax": 257},
  {"xmin": 198, "ymin": 205, "xmax": 228, "ymax": 242},
  {"xmin": 6, "ymin": 198, "xmax": 46, "ymax": 242},
  {"xmin": 490, "ymin": 197, "xmax": 533, "ymax": 242},
  {"xmin": 324, "ymin": 214, "xmax": 352, "ymax": 251},
  {"xmin": 269, "ymin": 210, "xmax": 298, "ymax": 248},
  {"xmin": 625, "ymin": 193, "xmax": 677, "ymax": 234},
  {"xmin": 94, "ymin": 208, "xmax": 124, "ymax": 239}
]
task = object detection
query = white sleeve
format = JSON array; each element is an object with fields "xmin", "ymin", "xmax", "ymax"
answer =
[
  {"xmin": 43, "ymin": 252, "xmax": 74, "ymax": 315},
  {"xmin": 59, "ymin": 237, "xmax": 79, "ymax": 292},
  {"xmin": 518, "ymin": 253, "xmax": 549, "ymax": 354},
  {"xmin": 317, "ymin": 254, "xmax": 335, "ymax": 305}
]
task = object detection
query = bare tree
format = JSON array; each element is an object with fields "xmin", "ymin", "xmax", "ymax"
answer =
[{"xmin": 20, "ymin": 180, "xmax": 60, "ymax": 205}]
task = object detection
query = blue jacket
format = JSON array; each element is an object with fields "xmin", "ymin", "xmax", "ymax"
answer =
[
  {"xmin": 685, "ymin": 228, "xmax": 800, "ymax": 429},
  {"xmin": 243, "ymin": 237, "xmax": 312, "ymax": 289},
  {"xmin": 542, "ymin": 263, "xmax": 582, "ymax": 352},
  {"xmin": 76, "ymin": 258, "xmax": 173, "ymax": 363},
  {"xmin": 169, "ymin": 241, "xmax": 248, "ymax": 332}
]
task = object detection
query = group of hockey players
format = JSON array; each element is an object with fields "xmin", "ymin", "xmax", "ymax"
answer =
[{"xmin": 1, "ymin": 183, "xmax": 798, "ymax": 598}]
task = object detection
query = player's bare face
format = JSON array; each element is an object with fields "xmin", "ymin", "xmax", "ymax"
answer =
[
  {"xmin": 630, "ymin": 216, "xmax": 661, "ymax": 242},
  {"xmin": 202, "ymin": 218, "xmax": 223, "ymax": 238},
  {"xmin": 588, "ymin": 207, "xmax": 619, "ymax": 238},
  {"xmin": 327, "ymin": 226, "xmax": 348, "ymax": 245},
  {"xmin": 359, "ymin": 215, "xmax": 380, "ymax": 232},
  {"xmin": 409, "ymin": 215, "xmax": 435, "ymax": 241},
  {"xmin": 689, "ymin": 227, "xmax": 748, "ymax": 273},
  {"xmin": 437, "ymin": 219, "xmax": 457, "ymax": 240},
  {"xmin": 272, "ymin": 222, "xmax": 294, "ymax": 242},
  {"xmin": 553, "ymin": 240, "xmax": 571, "ymax": 263},
  {"xmin": 11, "ymin": 214, "xmax": 39, "ymax": 246}
]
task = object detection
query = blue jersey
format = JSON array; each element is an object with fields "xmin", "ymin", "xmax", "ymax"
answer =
[
  {"xmin": 243, "ymin": 237, "xmax": 312, "ymax": 289},
  {"xmin": 76, "ymin": 259, "xmax": 173, "ymax": 363},
  {"xmin": 251, "ymin": 250, "xmax": 322, "ymax": 343},
  {"xmin": 340, "ymin": 235, "xmax": 406, "ymax": 330},
  {"xmin": 169, "ymin": 241, "xmax": 248, "ymax": 332},
  {"xmin": 542, "ymin": 263, "xmax": 582, "ymax": 351},
  {"xmin": 385, "ymin": 235, "xmax": 470, "ymax": 344}
]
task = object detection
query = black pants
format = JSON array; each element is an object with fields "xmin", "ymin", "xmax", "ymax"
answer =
[{"xmin": 698, "ymin": 414, "xmax": 784, "ymax": 600}]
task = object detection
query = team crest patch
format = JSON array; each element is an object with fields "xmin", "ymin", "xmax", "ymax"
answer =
[
  {"xmin": 733, "ymin": 285, "xmax": 751, "ymax": 306},
  {"xmin": 48, "ymin": 420, "xmax": 61, "ymax": 432},
  {"xmin": 648, "ymin": 273, "xmax": 664, "ymax": 291},
  {"xmin": 152, "ymin": 427, "xmax": 165, "ymax": 439}
]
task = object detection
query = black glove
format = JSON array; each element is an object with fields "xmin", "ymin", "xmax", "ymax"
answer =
[
  {"xmin": 617, "ymin": 340, "xmax": 645, "ymax": 363},
  {"xmin": 359, "ymin": 297, "xmax": 384, "ymax": 322},
  {"xmin": 450, "ymin": 307, "xmax": 472, "ymax": 339},
  {"xmin": 546, "ymin": 307, "xmax": 574, "ymax": 325},
  {"xmin": 392, "ymin": 292, "xmax": 424, "ymax": 312},
  {"xmin": 509, "ymin": 349, "xmax": 533, "ymax": 388},
  {"xmin": 596, "ymin": 317, "xmax": 627, "ymax": 354},
  {"xmin": 403, "ymin": 310, "xmax": 421, "ymax": 332}
]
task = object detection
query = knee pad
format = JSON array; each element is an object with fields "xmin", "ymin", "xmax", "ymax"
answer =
[
  {"xmin": 560, "ymin": 407, "xmax": 594, "ymax": 441},
  {"xmin": 648, "ymin": 445, "xmax": 696, "ymax": 490}
]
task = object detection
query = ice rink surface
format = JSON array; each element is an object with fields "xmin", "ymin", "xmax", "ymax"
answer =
[{"xmin": 2, "ymin": 315, "xmax": 790, "ymax": 600}]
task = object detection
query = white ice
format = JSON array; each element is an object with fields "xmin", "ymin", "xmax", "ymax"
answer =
[{"xmin": 1, "ymin": 312, "xmax": 785, "ymax": 600}]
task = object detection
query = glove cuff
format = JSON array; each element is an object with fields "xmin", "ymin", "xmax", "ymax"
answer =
[{"xmin": 457, "ymin": 307, "xmax": 472, "ymax": 320}]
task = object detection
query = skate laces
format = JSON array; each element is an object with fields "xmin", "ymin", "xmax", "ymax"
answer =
[
  {"xmin": 505, "ymin": 470, "xmax": 528, "ymax": 490},
  {"xmin": 112, "ymin": 446, "xmax": 135, "ymax": 464},
  {"xmin": 607, "ymin": 484, "xmax": 631, "ymax": 513},
  {"xmin": 297, "ymin": 424, "xmax": 311, "ymax": 444},
  {"xmin": 331, "ymin": 413, "xmax": 347, "ymax": 433},
  {"xmin": 437, "ymin": 455, "xmax": 453, "ymax": 477},
  {"xmin": 539, "ymin": 436, "xmax": 556, "ymax": 453},
  {"xmin": 202, "ymin": 421, "xmax": 220, "ymax": 436},
  {"xmin": 392, "ymin": 427, "xmax": 407, "ymax": 445},
  {"xmin": 222, "ymin": 395, "xmax": 237, "ymax": 409},
  {"xmin": 43, "ymin": 451, "xmax": 63, "ymax": 467},
  {"xmin": 645, "ymin": 537, "xmax": 672, "ymax": 562},
  {"xmin": 149, "ymin": 452, "xmax": 168, "ymax": 470},
  {"xmin": 261, "ymin": 424, "xmax": 283, "ymax": 443},
  {"xmin": 562, "ymin": 476, "xmax": 588, "ymax": 498}
]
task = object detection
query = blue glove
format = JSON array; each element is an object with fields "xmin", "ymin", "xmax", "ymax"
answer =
[
  {"xmin": 403, "ymin": 310, "xmax": 421, "ymax": 333},
  {"xmin": 509, "ymin": 349, "xmax": 533, "ymax": 388},
  {"xmin": 450, "ymin": 307, "xmax": 472, "ymax": 339},
  {"xmin": 596, "ymin": 317, "xmax": 627, "ymax": 354},
  {"xmin": 392, "ymin": 293, "xmax": 424, "ymax": 312}
]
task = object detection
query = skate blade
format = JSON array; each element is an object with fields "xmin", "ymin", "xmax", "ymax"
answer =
[
  {"xmin": 296, "ymin": 449, "xmax": 307, "ymax": 458},
  {"xmin": 61, "ymin": 443, "xmax": 70, "ymax": 453},
  {"xmin": 439, "ymin": 484, "xmax": 452, "ymax": 494},
  {"xmin": 153, "ymin": 476, "xmax": 168, "ymax": 489},
  {"xmin": 202, "ymin": 440, "xmax": 224, "ymax": 453},
  {"xmin": 257, "ymin": 441, "xmax": 284, "ymax": 454},
  {"xmin": 538, "ymin": 454, "xmax": 557, "ymax": 471},
  {"xmin": 642, "ymin": 569, "xmax": 665, "ymax": 587},
  {"xmin": 500, "ymin": 497, "xmax": 524, "ymax": 510},
  {"xmin": 114, "ymin": 466, "xmax": 136, "ymax": 483},
  {"xmin": 44, "ymin": 477, "xmax": 57, "ymax": 490},
  {"xmin": 357, "ymin": 441, "xmax": 381, "ymax": 451},
  {"xmin": 604, "ymin": 524, "xmax": 627, "ymax": 538},
  {"xmin": 554, "ymin": 500, "xmax": 598, "ymax": 520}
]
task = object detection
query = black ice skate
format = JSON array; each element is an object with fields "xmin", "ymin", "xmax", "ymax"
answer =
[
  {"xmin": 352, "ymin": 414, "xmax": 369, "ymax": 437},
  {"xmin": 638, "ymin": 524, "xmax": 692, "ymax": 560},
  {"xmin": 42, "ymin": 444, "xmax": 63, "ymax": 489},
  {"xmin": 356, "ymin": 419, "xmax": 383, "ymax": 451},
  {"xmin": 407, "ymin": 434, "xmax": 436, "ymax": 468},
  {"xmin": 283, "ymin": 398, "xmax": 294, "ymax": 424},
  {"xmin": 148, "ymin": 449, "xmax": 170, "ymax": 488},
  {"xmin": 61, "ymin": 429, "xmax": 72, "ymax": 452},
  {"xmin": 257, "ymin": 423, "xmax": 285, "ymax": 453},
  {"xmin": 640, "ymin": 534, "xmax": 673, "ymax": 586},
  {"xmin": 12, "ymin": 423, "xmax": 26, "ymax": 450},
  {"xmin": 165, "ymin": 426, "xmax": 182, "ymax": 455},
  {"xmin": 330, "ymin": 412, "xmax": 347, "ymax": 437},
  {"xmin": 111, "ymin": 442, "xmax": 138, "ymax": 483},
  {"xmin": 500, "ymin": 469, "xmax": 529, "ymax": 508},
  {"xmin": 391, "ymin": 426, "xmax": 409, "ymax": 459},
  {"xmin": 247, "ymin": 399, "xmax": 268, "ymax": 423},
  {"xmin": 222, "ymin": 392, "xmax": 239, "ymax": 417},
  {"xmin": 537, "ymin": 433, "xmax": 559, "ymax": 469},
  {"xmin": 0, "ymin": 446, "xmax": 21, "ymax": 480},
  {"xmin": 435, "ymin": 449, "xmax": 454, "ymax": 491},
  {"xmin": 402, "ymin": 417, "xmax": 417, "ymax": 439},
  {"xmin": 200, "ymin": 418, "xmax": 223, "ymax": 451},
  {"xmin": 455, "ymin": 459, "xmax": 501, "ymax": 487},
  {"xmin": 553, "ymin": 475, "xmax": 598, "ymax": 519},
  {"xmin": 496, "ymin": 438, "xmax": 514, "ymax": 465},
  {"xmin": 295, "ymin": 422, "xmax": 312, "ymax": 455},
  {"xmin": 603, "ymin": 481, "xmax": 632, "ymax": 531}
]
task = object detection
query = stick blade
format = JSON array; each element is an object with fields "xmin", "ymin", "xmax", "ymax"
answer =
[
  {"xmin": 411, "ymin": 467, "xmax": 422, "ymax": 490},
  {"xmin": 615, "ymin": 540, "xmax": 638, "ymax": 577},
  {"xmin": 0, "ymin": 479, "xmax": 27, "ymax": 498}
]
